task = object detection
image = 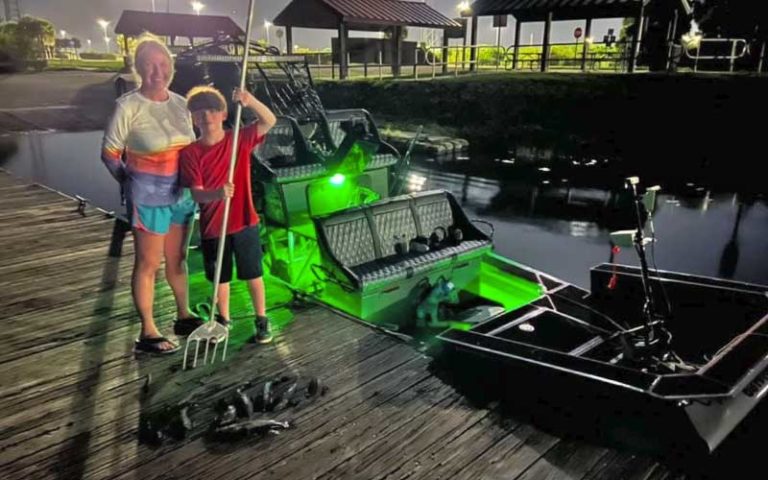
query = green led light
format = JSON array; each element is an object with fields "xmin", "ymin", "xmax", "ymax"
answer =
[{"xmin": 330, "ymin": 173, "xmax": 345, "ymax": 185}]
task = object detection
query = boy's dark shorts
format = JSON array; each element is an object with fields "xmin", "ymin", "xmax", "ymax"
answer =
[{"xmin": 201, "ymin": 226, "xmax": 263, "ymax": 283}]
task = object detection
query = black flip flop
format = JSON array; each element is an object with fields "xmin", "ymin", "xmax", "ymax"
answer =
[{"xmin": 134, "ymin": 336, "xmax": 180, "ymax": 355}]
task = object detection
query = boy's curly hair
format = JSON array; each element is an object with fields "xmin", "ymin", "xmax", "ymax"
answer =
[{"xmin": 186, "ymin": 85, "xmax": 228, "ymax": 114}]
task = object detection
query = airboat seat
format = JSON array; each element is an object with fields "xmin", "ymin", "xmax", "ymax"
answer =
[
  {"xmin": 325, "ymin": 108, "xmax": 400, "ymax": 169},
  {"xmin": 253, "ymin": 113, "xmax": 400, "ymax": 228},
  {"xmin": 256, "ymin": 111, "xmax": 398, "ymax": 181},
  {"xmin": 316, "ymin": 190, "xmax": 492, "ymax": 288},
  {"xmin": 253, "ymin": 116, "xmax": 327, "ymax": 183}
]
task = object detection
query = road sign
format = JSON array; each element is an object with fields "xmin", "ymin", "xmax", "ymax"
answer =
[{"xmin": 574, "ymin": 27, "xmax": 583, "ymax": 39}]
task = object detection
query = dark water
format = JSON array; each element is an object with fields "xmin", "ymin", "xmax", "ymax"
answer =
[
  {"xmin": 0, "ymin": 131, "xmax": 124, "ymax": 215},
  {"xmin": 1, "ymin": 130, "xmax": 766, "ymax": 288},
  {"xmin": 407, "ymin": 154, "xmax": 767, "ymax": 287}
]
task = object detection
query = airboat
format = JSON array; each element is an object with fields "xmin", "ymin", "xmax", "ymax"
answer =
[{"xmin": 125, "ymin": 39, "xmax": 767, "ymax": 454}]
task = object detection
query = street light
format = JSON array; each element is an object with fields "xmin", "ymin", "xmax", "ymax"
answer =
[
  {"xmin": 456, "ymin": 2, "xmax": 471, "ymax": 70},
  {"xmin": 264, "ymin": 20, "xmax": 272, "ymax": 46},
  {"xmin": 191, "ymin": 1, "xmax": 204, "ymax": 16},
  {"xmin": 60, "ymin": 30, "xmax": 67, "ymax": 38},
  {"xmin": 97, "ymin": 19, "xmax": 110, "ymax": 53},
  {"xmin": 87, "ymin": 39, "xmax": 92, "ymax": 50}
]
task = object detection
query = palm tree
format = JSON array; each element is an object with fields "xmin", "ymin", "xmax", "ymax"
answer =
[{"xmin": 16, "ymin": 16, "xmax": 55, "ymax": 59}]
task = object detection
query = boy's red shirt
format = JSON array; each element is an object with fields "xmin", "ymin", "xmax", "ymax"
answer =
[{"xmin": 180, "ymin": 124, "xmax": 264, "ymax": 240}]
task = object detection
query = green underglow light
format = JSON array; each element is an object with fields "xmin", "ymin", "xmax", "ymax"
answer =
[{"xmin": 330, "ymin": 173, "xmax": 346, "ymax": 185}]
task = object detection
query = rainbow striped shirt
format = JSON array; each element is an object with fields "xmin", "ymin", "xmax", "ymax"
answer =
[{"xmin": 101, "ymin": 90, "xmax": 195, "ymax": 206}]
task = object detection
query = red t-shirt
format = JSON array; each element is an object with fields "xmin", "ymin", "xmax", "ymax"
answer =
[{"xmin": 180, "ymin": 124, "xmax": 264, "ymax": 239}]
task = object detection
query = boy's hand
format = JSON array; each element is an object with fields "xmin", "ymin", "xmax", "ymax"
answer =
[
  {"xmin": 232, "ymin": 88, "xmax": 256, "ymax": 108},
  {"xmin": 219, "ymin": 182, "xmax": 235, "ymax": 199}
]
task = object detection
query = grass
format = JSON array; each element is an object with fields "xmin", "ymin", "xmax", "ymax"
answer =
[{"xmin": 46, "ymin": 58, "xmax": 124, "ymax": 72}]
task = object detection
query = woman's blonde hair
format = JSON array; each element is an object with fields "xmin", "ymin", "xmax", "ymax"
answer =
[{"xmin": 132, "ymin": 33, "xmax": 175, "ymax": 87}]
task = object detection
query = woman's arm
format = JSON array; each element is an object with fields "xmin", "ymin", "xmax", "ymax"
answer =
[{"xmin": 101, "ymin": 103, "xmax": 129, "ymax": 182}]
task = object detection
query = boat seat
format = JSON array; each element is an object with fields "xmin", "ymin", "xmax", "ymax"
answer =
[
  {"xmin": 319, "ymin": 207, "xmax": 377, "ymax": 269},
  {"xmin": 325, "ymin": 108, "xmax": 400, "ymax": 172},
  {"xmin": 254, "ymin": 117, "xmax": 327, "ymax": 182},
  {"xmin": 317, "ymin": 191, "xmax": 492, "ymax": 288}
]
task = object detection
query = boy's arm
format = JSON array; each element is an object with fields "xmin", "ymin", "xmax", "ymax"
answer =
[
  {"xmin": 180, "ymin": 148, "xmax": 234, "ymax": 204},
  {"xmin": 233, "ymin": 88, "xmax": 276, "ymax": 134},
  {"xmin": 190, "ymin": 184, "xmax": 234, "ymax": 204}
]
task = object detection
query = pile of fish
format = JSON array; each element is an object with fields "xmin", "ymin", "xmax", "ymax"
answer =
[{"xmin": 139, "ymin": 374, "xmax": 328, "ymax": 445}]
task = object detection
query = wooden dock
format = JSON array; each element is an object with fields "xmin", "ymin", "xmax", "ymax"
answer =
[{"xmin": 0, "ymin": 170, "xmax": 753, "ymax": 480}]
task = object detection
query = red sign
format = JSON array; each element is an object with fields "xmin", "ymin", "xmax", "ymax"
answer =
[{"xmin": 574, "ymin": 27, "xmax": 583, "ymax": 39}]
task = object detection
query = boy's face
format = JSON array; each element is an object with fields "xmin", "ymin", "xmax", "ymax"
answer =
[{"xmin": 191, "ymin": 108, "xmax": 227, "ymax": 134}]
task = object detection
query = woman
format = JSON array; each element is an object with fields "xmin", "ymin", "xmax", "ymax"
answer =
[{"xmin": 101, "ymin": 35, "xmax": 202, "ymax": 354}]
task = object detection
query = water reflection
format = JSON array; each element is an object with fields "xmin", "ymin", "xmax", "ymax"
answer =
[
  {"xmin": 718, "ymin": 202, "xmax": 748, "ymax": 280},
  {"xmin": 0, "ymin": 131, "xmax": 124, "ymax": 216},
  {"xmin": 408, "ymin": 155, "xmax": 767, "ymax": 287}
]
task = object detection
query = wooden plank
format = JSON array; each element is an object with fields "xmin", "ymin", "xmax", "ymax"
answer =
[
  {"xmin": 385, "ymin": 411, "xmax": 525, "ymax": 480},
  {"xmin": 512, "ymin": 440, "xmax": 609, "ymax": 480},
  {"xmin": 14, "ymin": 336, "xmax": 424, "ymax": 479},
  {"xmin": 0, "ymin": 309, "xmax": 381, "ymax": 477},
  {"xmin": 582, "ymin": 450, "xmax": 666, "ymax": 480},
  {"xmin": 119, "ymin": 360, "xmax": 434, "ymax": 480},
  {"xmin": 319, "ymin": 393, "xmax": 492, "ymax": 479},
  {"xmin": 432, "ymin": 423, "xmax": 560, "ymax": 480}
]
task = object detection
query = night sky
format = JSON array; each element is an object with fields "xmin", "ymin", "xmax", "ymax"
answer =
[{"xmin": 15, "ymin": 0, "xmax": 622, "ymax": 51}]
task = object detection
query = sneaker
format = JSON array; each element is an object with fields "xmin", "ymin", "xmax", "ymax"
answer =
[
  {"xmin": 215, "ymin": 314, "xmax": 231, "ymax": 330},
  {"xmin": 254, "ymin": 315, "xmax": 273, "ymax": 344},
  {"xmin": 173, "ymin": 315, "xmax": 204, "ymax": 336}
]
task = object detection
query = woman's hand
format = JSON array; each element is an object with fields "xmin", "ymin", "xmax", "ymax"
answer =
[{"xmin": 218, "ymin": 182, "xmax": 235, "ymax": 199}]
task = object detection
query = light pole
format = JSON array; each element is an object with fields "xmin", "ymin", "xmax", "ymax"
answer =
[
  {"xmin": 275, "ymin": 28, "xmax": 284, "ymax": 53},
  {"xmin": 191, "ymin": 1, "xmax": 204, "ymax": 16},
  {"xmin": 60, "ymin": 29, "xmax": 67, "ymax": 39},
  {"xmin": 87, "ymin": 39, "xmax": 92, "ymax": 51},
  {"xmin": 457, "ymin": 2, "xmax": 470, "ymax": 71},
  {"xmin": 264, "ymin": 20, "xmax": 272, "ymax": 46},
  {"xmin": 97, "ymin": 19, "xmax": 110, "ymax": 53}
]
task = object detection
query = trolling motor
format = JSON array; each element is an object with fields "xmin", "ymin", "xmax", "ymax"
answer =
[
  {"xmin": 610, "ymin": 177, "xmax": 671, "ymax": 360},
  {"xmin": 416, "ymin": 278, "xmax": 460, "ymax": 328}
]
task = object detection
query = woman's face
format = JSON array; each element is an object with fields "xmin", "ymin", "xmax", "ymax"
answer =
[{"xmin": 137, "ymin": 44, "xmax": 172, "ymax": 93}]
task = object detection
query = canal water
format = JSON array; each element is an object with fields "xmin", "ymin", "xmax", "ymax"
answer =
[{"xmin": 1, "ymin": 130, "xmax": 766, "ymax": 288}]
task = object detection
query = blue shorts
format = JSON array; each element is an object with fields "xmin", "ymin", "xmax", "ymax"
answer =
[{"xmin": 129, "ymin": 195, "xmax": 197, "ymax": 235}]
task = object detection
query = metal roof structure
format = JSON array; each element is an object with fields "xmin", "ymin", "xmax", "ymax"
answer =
[
  {"xmin": 115, "ymin": 10, "xmax": 245, "ymax": 39},
  {"xmin": 274, "ymin": 0, "xmax": 461, "ymax": 31}
]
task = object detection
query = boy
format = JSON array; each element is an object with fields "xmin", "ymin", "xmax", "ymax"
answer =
[{"xmin": 180, "ymin": 85, "xmax": 277, "ymax": 343}]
